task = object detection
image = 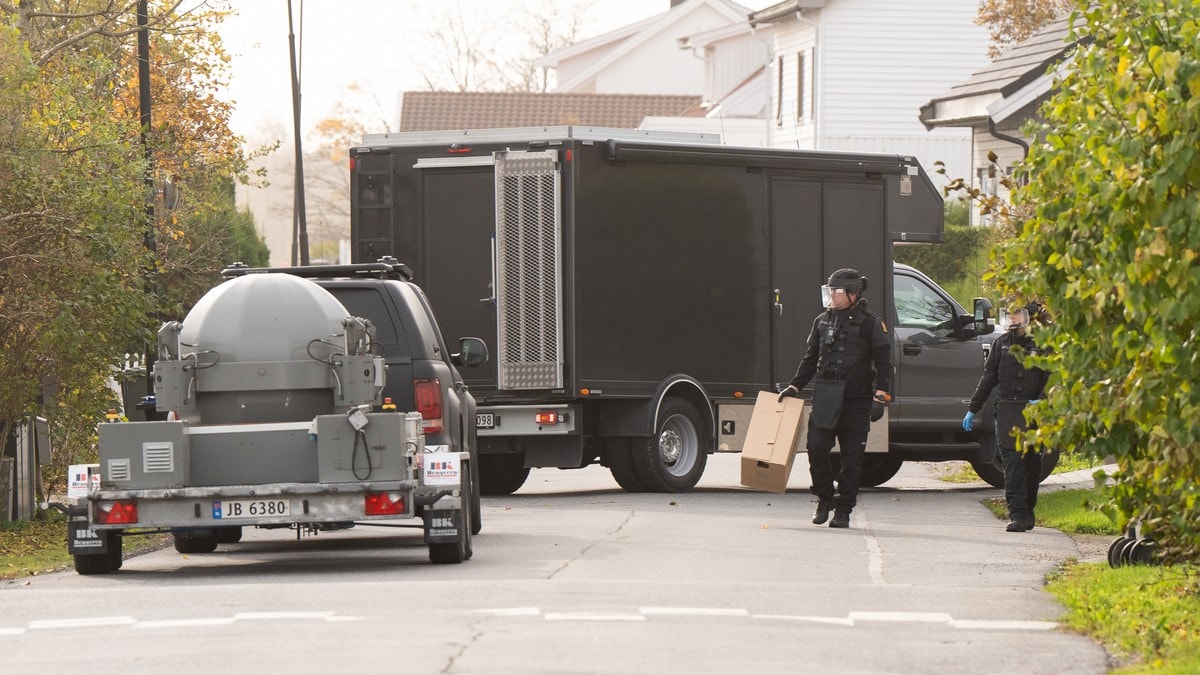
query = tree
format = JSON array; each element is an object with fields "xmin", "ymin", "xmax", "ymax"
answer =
[
  {"xmin": 406, "ymin": 0, "xmax": 593, "ymax": 92},
  {"xmin": 977, "ymin": 0, "xmax": 1074, "ymax": 57},
  {"xmin": 0, "ymin": 1, "xmax": 263, "ymax": 495},
  {"xmin": 996, "ymin": 0, "xmax": 1200, "ymax": 563}
]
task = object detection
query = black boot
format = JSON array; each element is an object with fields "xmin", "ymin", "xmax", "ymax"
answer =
[
  {"xmin": 812, "ymin": 499, "xmax": 833, "ymax": 525},
  {"xmin": 829, "ymin": 509, "xmax": 851, "ymax": 528}
]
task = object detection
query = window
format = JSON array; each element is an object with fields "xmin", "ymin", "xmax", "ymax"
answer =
[
  {"xmin": 796, "ymin": 51, "xmax": 805, "ymax": 120},
  {"xmin": 775, "ymin": 55, "xmax": 784, "ymax": 125},
  {"xmin": 894, "ymin": 273, "xmax": 956, "ymax": 335}
]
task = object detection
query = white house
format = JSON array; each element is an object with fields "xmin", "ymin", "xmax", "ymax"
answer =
[
  {"xmin": 747, "ymin": 0, "xmax": 992, "ymax": 188},
  {"xmin": 919, "ymin": 15, "xmax": 1082, "ymax": 224},
  {"xmin": 535, "ymin": 0, "xmax": 755, "ymax": 96}
]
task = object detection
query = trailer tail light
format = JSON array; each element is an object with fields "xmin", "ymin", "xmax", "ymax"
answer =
[
  {"xmin": 95, "ymin": 500, "xmax": 138, "ymax": 524},
  {"xmin": 364, "ymin": 492, "xmax": 406, "ymax": 516},
  {"xmin": 534, "ymin": 412, "xmax": 561, "ymax": 425},
  {"xmin": 414, "ymin": 379, "xmax": 443, "ymax": 434}
]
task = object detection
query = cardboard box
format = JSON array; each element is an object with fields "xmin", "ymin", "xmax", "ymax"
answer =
[{"xmin": 740, "ymin": 391, "xmax": 808, "ymax": 493}]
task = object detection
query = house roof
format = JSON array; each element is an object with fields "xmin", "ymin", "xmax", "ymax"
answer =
[
  {"xmin": 748, "ymin": 0, "xmax": 828, "ymax": 27},
  {"xmin": 919, "ymin": 14, "xmax": 1083, "ymax": 129},
  {"xmin": 536, "ymin": 0, "xmax": 753, "ymax": 92},
  {"xmin": 398, "ymin": 91, "xmax": 704, "ymax": 132}
]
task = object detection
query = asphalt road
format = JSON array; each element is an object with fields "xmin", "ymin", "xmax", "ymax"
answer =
[{"xmin": 0, "ymin": 454, "xmax": 1109, "ymax": 674}]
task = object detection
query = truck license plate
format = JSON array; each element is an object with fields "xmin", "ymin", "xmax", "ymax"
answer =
[
  {"xmin": 476, "ymin": 413, "xmax": 494, "ymax": 429},
  {"xmin": 214, "ymin": 499, "xmax": 290, "ymax": 519}
]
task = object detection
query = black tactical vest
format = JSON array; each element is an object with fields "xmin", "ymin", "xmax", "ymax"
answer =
[
  {"xmin": 997, "ymin": 335, "xmax": 1043, "ymax": 400},
  {"xmin": 816, "ymin": 310, "xmax": 869, "ymax": 381}
]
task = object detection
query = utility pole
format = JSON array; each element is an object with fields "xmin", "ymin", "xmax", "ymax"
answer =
[
  {"xmin": 288, "ymin": 0, "xmax": 309, "ymax": 266},
  {"xmin": 137, "ymin": 0, "xmax": 157, "ymax": 396}
]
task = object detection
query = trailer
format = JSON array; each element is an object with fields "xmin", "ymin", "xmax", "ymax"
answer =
[{"xmin": 349, "ymin": 127, "xmax": 1016, "ymax": 493}]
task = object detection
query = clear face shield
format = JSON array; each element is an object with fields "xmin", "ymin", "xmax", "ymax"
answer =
[
  {"xmin": 821, "ymin": 285, "xmax": 848, "ymax": 309},
  {"xmin": 1007, "ymin": 307, "xmax": 1031, "ymax": 333}
]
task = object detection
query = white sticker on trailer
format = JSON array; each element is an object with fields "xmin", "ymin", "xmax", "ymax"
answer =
[{"xmin": 423, "ymin": 452, "xmax": 461, "ymax": 486}]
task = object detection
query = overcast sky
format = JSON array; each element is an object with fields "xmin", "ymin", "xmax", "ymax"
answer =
[{"xmin": 216, "ymin": 0, "xmax": 773, "ymax": 143}]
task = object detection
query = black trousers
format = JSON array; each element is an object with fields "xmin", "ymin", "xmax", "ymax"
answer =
[
  {"xmin": 1000, "ymin": 444, "xmax": 1042, "ymax": 519},
  {"xmin": 806, "ymin": 397, "xmax": 871, "ymax": 511}
]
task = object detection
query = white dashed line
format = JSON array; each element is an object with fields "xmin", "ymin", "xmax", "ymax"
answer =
[
  {"xmin": 545, "ymin": 612, "xmax": 645, "ymax": 622},
  {"xmin": 233, "ymin": 611, "xmax": 336, "ymax": 621},
  {"xmin": 472, "ymin": 607, "xmax": 542, "ymax": 617},
  {"xmin": 639, "ymin": 607, "xmax": 750, "ymax": 617},
  {"xmin": 135, "ymin": 618, "xmax": 236, "ymax": 629},
  {"xmin": 950, "ymin": 619, "xmax": 1059, "ymax": 631},
  {"xmin": 753, "ymin": 614, "xmax": 856, "ymax": 626},
  {"xmin": 28, "ymin": 617, "xmax": 137, "ymax": 630},
  {"xmin": 848, "ymin": 611, "xmax": 955, "ymax": 623},
  {"xmin": 3, "ymin": 608, "xmax": 1058, "ymax": 635}
]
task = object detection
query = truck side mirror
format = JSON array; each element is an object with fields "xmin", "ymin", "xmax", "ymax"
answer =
[
  {"xmin": 453, "ymin": 337, "xmax": 490, "ymax": 368},
  {"xmin": 973, "ymin": 298, "xmax": 995, "ymax": 336}
]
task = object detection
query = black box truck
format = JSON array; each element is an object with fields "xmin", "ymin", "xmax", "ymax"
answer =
[{"xmin": 348, "ymin": 127, "xmax": 1056, "ymax": 493}]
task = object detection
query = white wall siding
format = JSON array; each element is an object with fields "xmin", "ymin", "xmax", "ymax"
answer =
[
  {"xmin": 707, "ymin": 35, "xmax": 770, "ymax": 102},
  {"xmin": 816, "ymin": 0, "xmax": 990, "ymax": 139},
  {"xmin": 821, "ymin": 133, "xmax": 971, "ymax": 193},
  {"xmin": 767, "ymin": 18, "xmax": 817, "ymax": 148},
  {"xmin": 558, "ymin": 4, "xmax": 739, "ymax": 95}
]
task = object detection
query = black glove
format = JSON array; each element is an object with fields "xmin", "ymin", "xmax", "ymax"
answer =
[
  {"xmin": 777, "ymin": 386, "xmax": 797, "ymax": 402},
  {"xmin": 870, "ymin": 393, "xmax": 889, "ymax": 422}
]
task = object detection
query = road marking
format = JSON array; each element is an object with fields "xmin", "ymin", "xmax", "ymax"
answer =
[
  {"xmin": 858, "ymin": 511, "xmax": 887, "ymax": 585},
  {"xmin": 753, "ymin": 614, "xmax": 855, "ymax": 626},
  {"xmin": 28, "ymin": 616, "xmax": 136, "ymax": 629},
  {"xmin": 135, "ymin": 618, "xmax": 235, "ymax": 629},
  {"xmin": 545, "ymin": 612, "xmax": 645, "ymax": 622},
  {"xmin": 640, "ymin": 607, "xmax": 749, "ymax": 617},
  {"xmin": 849, "ymin": 611, "xmax": 954, "ymax": 623},
  {"xmin": 0, "ymin": 628, "xmax": 26, "ymax": 636},
  {"xmin": 473, "ymin": 607, "xmax": 542, "ymax": 617},
  {"xmin": 233, "ymin": 611, "xmax": 336, "ymax": 621},
  {"xmin": 951, "ymin": 619, "xmax": 1059, "ymax": 631}
]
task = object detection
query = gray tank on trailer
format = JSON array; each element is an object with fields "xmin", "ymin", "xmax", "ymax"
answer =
[{"xmin": 70, "ymin": 270, "xmax": 474, "ymax": 573}]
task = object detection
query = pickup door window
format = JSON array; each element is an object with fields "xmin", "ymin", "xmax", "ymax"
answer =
[{"xmin": 891, "ymin": 272, "xmax": 985, "ymax": 429}]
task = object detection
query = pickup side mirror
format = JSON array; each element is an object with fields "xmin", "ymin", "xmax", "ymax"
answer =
[
  {"xmin": 453, "ymin": 337, "xmax": 489, "ymax": 368},
  {"xmin": 972, "ymin": 297, "xmax": 995, "ymax": 337}
]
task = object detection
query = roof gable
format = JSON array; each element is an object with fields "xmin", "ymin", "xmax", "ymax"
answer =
[
  {"xmin": 920, "ymin": 14, "xmax": 1084, "ymax": 128},
  {"xmin": 539, "ymin": 0, "xmax": 752, "ymax": 92}
]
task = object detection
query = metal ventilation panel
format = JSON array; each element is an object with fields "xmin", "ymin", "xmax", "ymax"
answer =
[{"xmin": 494, "ymin": 150, "xmax": 564, "ymax": 390}]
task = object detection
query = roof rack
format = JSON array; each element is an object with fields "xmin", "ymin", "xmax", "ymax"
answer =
[{"xmin": 221, "ymin": 257, "xmax": 414, "ymax": 281}]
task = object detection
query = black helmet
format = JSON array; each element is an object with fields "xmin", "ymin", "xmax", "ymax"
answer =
[{"xmin": 827, "ymin": 268, "xmax": 867, "ymax": 295}]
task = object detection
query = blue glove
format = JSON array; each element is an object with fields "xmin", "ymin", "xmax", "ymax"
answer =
[
  {"xmin": 962, "ymin": 411, "xmax": 976, "ymax": 431},
  {"xmin": 1029, "ymin": 399, "xmax": 1040, "ymax": 404}
]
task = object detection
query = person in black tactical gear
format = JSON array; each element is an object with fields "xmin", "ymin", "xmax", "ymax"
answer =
[
  {"xmin": 963, "ymin": 303, "xmax": 1050, "ymax": 532},
  {"xmin": 778, "ymin": 268, "xmax": 892, "ymax": 529}
]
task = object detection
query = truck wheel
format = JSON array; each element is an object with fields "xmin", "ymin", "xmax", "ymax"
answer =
[
  {"xmin": 969, "ymin": 436, "xmax": 1062, "ymax": 489},
  {"xmin": 632, "ymin": 399, "xmax": 709, "ymax": 493},
  {"xmin": 213, "ymin": 526, "xmax": 243, "ymax": 544},
  {"xmin": 479, "ymin": 453, "xmax": 529, "ymax": 495},
  {"xmin": 465, "ymin": 458, "xmax": 482, "ymax": 535},
  {"xmin": 173, "ymin": 529, "xmax": 219, "ymax": 554},
  {"xmin": 830, "ymin": 454, "xmax": 903, "ymax": 488},
  {"xmin": 606, "ymin": 439, "xmax": 647, "ymax": 492},
  {"xmin": 470, "ymin": 454, "xmax": 484, "ymax": 533}
]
